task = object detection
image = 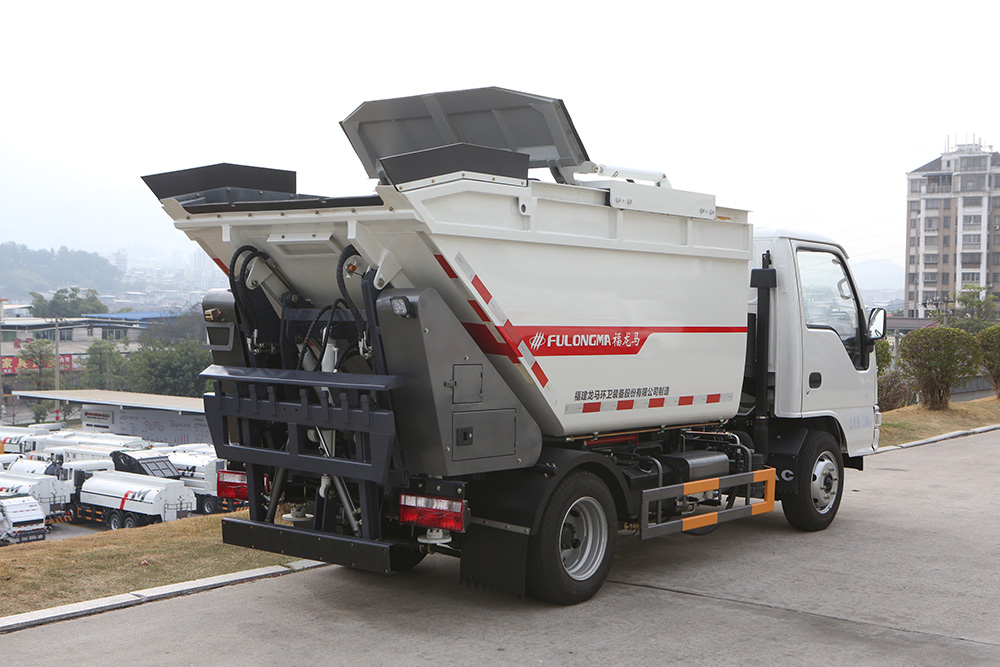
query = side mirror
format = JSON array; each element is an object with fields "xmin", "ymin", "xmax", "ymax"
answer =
[{"xmin": 867, "ymin": 308, "xmax": 887, "ymax": 341}]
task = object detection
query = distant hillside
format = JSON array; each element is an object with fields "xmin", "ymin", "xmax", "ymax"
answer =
[
  {"xmin": 850, "ymin": 258, "xmax": 903, "ymax": 291},
  {"xmin": 0, "ymin": 243, "xmax": 122, "ymax": 300}
]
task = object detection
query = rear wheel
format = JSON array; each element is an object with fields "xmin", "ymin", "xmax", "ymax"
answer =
[
  {"xmin": 527, "ymin": 471, "xmax": 617, "ymax": 605},
  {"xmin": 781, "ymin": 431, "xmax": 844, "ymax": 531},
  {"xmin": 107, "ymin": 510, "xmax": 124, "ymax": 530},
  {"xmin": 123, "ymin": 513, "xmax": 138, "ymax": 529},
  {"xmin": 200, "ymin": 496, "xmax": 217, "ymax": 515}
]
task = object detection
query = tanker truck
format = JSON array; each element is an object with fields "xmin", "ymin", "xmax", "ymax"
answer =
[{"xmin": 142, "ymin": 87, "xmax": 886, "ymax": 604}]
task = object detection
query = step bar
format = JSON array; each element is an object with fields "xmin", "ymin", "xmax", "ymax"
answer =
[{"xmin": 640, "ymin": 467, "xmax": 775, "ymax": 539}]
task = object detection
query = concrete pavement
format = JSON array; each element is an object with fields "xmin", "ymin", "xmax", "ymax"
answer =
[{"xmin": 2, "ymin": 431, "xmax": 998, "ymax": 664}]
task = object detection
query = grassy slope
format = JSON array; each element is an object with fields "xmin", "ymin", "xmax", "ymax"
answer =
[
  {"xmin": 0, "ymin": 511, "xmax": 294, "ymax": 617},
  {"xmin": 879, "ymin": 395, "xmax": 1000, "ymax": 446},
  {"xmin": 3, "ymin": 397, "xmax": 999, "ymax": 618}
]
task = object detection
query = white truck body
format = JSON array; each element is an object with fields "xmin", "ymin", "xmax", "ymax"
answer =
[
  {"xmin": 1, "ymin": 453, "xmax": 22, "ymax": 470},
  {"xmin": 0, "ymin": 470, "xmax": 74, "ymax": 517},
  {"xmin": 31, "ymin": 431, "xmax": 150, "ymax": 453},
  {"xmin": 6, "ymin": 457, "xmax": 50, "ymax": 474},
  {"xmin": 0, "ymin": 495, "xmax": 47, "ymax": 544},
  {"xmin": 165, "ymin": 451, "xmax": 223, "ymax": 496},
  {"xmin": 143, "ymin": 87, "xmax": 885, "ymax": 604},
  {"xmin": 79, "ymin": 472, "xmax": 196, "ymax": 523}
]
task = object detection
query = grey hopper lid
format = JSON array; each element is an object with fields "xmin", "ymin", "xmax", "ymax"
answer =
[{"xmin": 340, "ymin": 87, "xmax": 589, "ymax": 180}]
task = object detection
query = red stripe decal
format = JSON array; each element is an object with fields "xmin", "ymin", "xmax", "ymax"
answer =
[
  {"xmin": 582, "ymin": 402, "xmax": 601, "ymax": 413},
  {"xmin": 514, "ymin": 325, "xmax": 746, "ymax": 357},
  {"xmin": 434, "ymin": 254, "xmax": 459, "ymax": 279},
  {"xmin": 468, "ymin": 300, "xmax": 490, "ymax": 322},
  {"xmin": 531, "ymin": 362, "xmax": 549, "ymax": 387},
  {"xmin": 617, "ymin": 400, "xmax": 634, "ymax": 411},
  {"xmin": 120, "ymin": 491, "xmax": 132, "ymax": 510},
  {"xmin": 678, "ymin": 396, "xmax": 694, "ymax": 406},
  {"xmin": 497, "ymin": 322, "xmax": 521, "ymax": 353},
  {"xmin": 462, "ymin": 323, "xmax": 518, "ymax": 362},
  {"xmin": 649, "ymin": 397, "xmax": 666, "ymax": 408},
  {"xmin": 471, "ymin": 276, "xmax": 492, "ymax": 303},
  {"xmin": 212, "ymin": 257, "xmax": 229, "ymax": 276},
  {"xmin": 707, "ymin": 394, "xmax": 721, "ymax": 403}
]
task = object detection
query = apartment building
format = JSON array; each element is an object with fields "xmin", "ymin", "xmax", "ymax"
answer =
[{"xmin": 905, "ymin": 142, "xmax": 1000, "ymax": 317}]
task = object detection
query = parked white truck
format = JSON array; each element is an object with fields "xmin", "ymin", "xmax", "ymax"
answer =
[
  {"xmin": 74, "ymin": 471, "xmax": 197, "ymax": 529},
  {"xmin": 0, "ymin": 470, "xmax": 75, "ymax": 519},
  {"xmin": 43, "ymin": 444, "xmax": 244, "ymax": 515},
  {"xmin": 0, "ymin": 495, "xmax": 47, "ymax": 545},
  {"xmin": 143, "ymin": 88, "xmax": 886, "ymax": 604}
]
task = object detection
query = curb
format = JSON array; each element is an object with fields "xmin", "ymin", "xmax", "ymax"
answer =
[
  {"xmin": 874, "ymin": 423, "xmax": 1000, "ymax": 455},
  {"xmin": 0, "ymin": 559, "xmax": 328, "ymax": 634}
]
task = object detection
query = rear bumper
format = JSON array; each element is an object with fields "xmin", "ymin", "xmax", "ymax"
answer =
[{"xmin": 222, "ymin": 517, "xmax": 393, "ymax": 574}]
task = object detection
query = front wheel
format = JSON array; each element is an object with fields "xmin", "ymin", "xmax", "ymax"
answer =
[
  {"xmin": 527, "ymin": 471, "xmax": 617, "ymax": 605},
  {"xmin": 781, "ymin": 431, "xmax": 844, "ymax": 531}
]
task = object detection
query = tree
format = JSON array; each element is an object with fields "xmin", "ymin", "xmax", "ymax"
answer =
[
  {"xmin": 127, "ymin": 340, "xmax": 212, "ymax": 397},
  {"xmin": 82, "ymin": 340, "xmax": 130, "ymax": 391},
  {"xmin": 935, "ymin": 287, "xmax": 998, "ymax": 334},
  {"xmin": 874, "ymin": 339, "xmax": 892, "ymax": 377},
  {"xmin": 898, "ymin": 327, "xmax": 981, "ymax": 410},
  {"xmin": 30, "ymin": 287, "xmax": 108, "ymax": 318},
  {"xmin": 977, "ymin": 324, "xmax": 1000, "ymax": 398},
  {"xmin": 27, "ymin": 400, "xmax": 54, "ymax": 424},
  {"xmin": 16, "ymin": 339, "xmax": 56, "ymax": 390}
]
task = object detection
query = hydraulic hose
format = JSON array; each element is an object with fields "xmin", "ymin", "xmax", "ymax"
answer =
[{"xmin": 336, "ymin": 244, "xmax": 365, "ymax": 342}]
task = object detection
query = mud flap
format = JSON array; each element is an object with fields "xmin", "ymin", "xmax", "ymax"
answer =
[{"xmin": 459, "ymin": 523, "xmax": 529, "ymax": 597}]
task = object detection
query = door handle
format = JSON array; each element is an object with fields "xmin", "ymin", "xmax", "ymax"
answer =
[{"xmin": 809, "ymin": 372, "xmax": 822, "ymax": 389}]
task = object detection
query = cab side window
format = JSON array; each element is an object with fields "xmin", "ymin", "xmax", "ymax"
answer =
[{"xmin": 797, "ymin": 249, "xmax": 867, "ymax": 370}]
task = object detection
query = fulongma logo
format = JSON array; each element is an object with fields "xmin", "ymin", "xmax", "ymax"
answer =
[{"xmin": 529, "ymin": 331, "xmax": 546, "ymax": 351}]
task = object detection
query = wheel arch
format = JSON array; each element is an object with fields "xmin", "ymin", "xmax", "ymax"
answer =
[
  {"xmin": 768, "ymin": 418, "xmax": 851, "ymax": 494},
  {"xmin": 468, "ymin": 447, "xmax": 635, "ymax": 536}
]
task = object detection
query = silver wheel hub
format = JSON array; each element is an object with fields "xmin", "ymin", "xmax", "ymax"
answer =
[
  {"xmin": 559, "ymin": 496, "xmax": 608, "ymax": 581},
  {"xmin": 810, "ymin": 452, "xmax": 839, "ymax": 514}
]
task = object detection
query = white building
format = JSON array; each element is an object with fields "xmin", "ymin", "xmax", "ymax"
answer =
[{"xmin": 905, "ymin": 141, "xmax": 1000, "ymax": 317}]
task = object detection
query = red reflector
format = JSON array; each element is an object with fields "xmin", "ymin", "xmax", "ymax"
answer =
[
  {"xmin": 399, "ymin": 494, "xmax": 467, "ymax": 532},
  {"xmin": 217, "ymin": 470, "xmax": 248, "ymax": 500}
]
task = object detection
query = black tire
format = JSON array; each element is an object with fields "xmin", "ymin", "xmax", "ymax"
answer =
[
  {"xmin": 781, "ymin": 431, "xmax": 844, "ymax": 531},
  {"xmin": 123, "ymin": 513, "xmax": 138, "ymax": 529},
  {"xmin": 200, "ymin": 496, "xmax": 217, "ymax": 515},
  {"xmin": 526, "ymin": 471, "xmax": 617, "ymax": 605},
  {"xmin": 107, "ymin": 510, "xmax": 124, "ymax": 530},
  {"xmin": 66, "ymin": 506, "xmax": 79, "ymax": 524}
]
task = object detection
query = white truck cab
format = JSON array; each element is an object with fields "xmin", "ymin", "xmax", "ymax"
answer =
[{"xmin": 756, "ymin": 231, "xmax": 883, "ymax": 457}]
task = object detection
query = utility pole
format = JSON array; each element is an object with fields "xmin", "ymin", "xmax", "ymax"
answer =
[
  {"xmin": 0, "ymin": 298, "xmax": 6, "ymax": 425},
  {"xmin": 54, "ymin": 317, "xmax": 60, "ymax": 422}
]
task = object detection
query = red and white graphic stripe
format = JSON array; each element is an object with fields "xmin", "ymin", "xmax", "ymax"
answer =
[
  {"xmin": 564, "ymin": 392, "xmax": 734, "ymax": 415},
  {"xmin": 450, "ymin": 251, "xmax": 550, "ymax": 388}
]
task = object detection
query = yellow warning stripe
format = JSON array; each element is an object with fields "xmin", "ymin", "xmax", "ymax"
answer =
[
  {"xmin": 682, "ymin": 512, "xmax": 719, "ymax": 531},
  {"xmin": 683, "ymin": 478, "xmax": 719, "ymax": 495},
  {"xmin": 751, "ymin": 468, "xmax": 775, "ymax": 515}
]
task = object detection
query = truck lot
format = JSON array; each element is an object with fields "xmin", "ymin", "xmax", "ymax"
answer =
[{"xmin": 3, "ymin": 433, "xmax": 998, "ymax": 664}]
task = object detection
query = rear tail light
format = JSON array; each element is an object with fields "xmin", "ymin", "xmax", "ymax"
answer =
[
  {"xmin": 217, "ymin": 470, "xmax": 248, "ymax": 500},
  {"xmin": 399, "ymin": 493, "xmax": 468, "ymax": 532}
]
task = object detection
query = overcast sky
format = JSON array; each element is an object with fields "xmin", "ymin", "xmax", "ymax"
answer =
[{"xmin": 2, "ymin": 1, "xmax": 997, "ymax": 280}]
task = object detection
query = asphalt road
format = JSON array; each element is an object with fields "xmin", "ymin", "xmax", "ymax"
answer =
[{"xmin": 4, "ymin": 433, "xmax": 999, "ymax": 665}]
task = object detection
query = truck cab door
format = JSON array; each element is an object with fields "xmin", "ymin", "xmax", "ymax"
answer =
[{"xmin": 794, "ymin": 244, "xmax": 878, "ymax": 455}]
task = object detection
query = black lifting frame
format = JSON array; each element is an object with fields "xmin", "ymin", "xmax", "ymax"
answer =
[{"xmin": 201, "ymin": 364, "xmax": 401, "ymax": 541}]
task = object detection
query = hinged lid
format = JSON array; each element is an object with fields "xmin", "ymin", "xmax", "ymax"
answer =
[{"xmin": 340, "ymin": 87, "xmax": 589, "ymax": 180}]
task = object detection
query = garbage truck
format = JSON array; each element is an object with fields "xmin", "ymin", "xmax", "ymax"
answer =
[
  {"xmin": 0, "ymin": 494, "xmax": 47, "ymax": 545},
  {"xmin": 142, "ymin": 87, "xmax": 886, "ymax": 604}
]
